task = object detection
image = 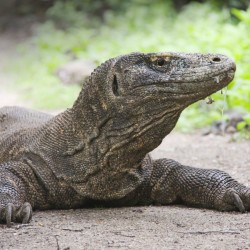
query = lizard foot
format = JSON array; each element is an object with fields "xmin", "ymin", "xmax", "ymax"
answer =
[
  {"xmin": 0, "ymin": 202, "xmax": 32, "ymax": 227},
  {"xmin": 216, "ymin": 188, "xmax": 250, "ymax": 212}
]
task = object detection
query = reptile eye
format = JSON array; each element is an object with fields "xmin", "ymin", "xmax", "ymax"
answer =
[
  {"xmin": 157, "ymin": 59, "xmax": 166, "ymax": 66},
  {"xmin": 112, "ymin": 75, "xmax": 119, "ymax": 96}
]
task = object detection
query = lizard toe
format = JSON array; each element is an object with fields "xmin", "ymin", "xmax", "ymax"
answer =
[
  {"xmin": 229, "ymin": 190, "xmax": 245, "ymax": 212},
  {"xmin": 5, "ymin": 203, "xmax": 15, "ymax": 227},
  {"xmin": 218, "ymin": 188, "xmax": 245, "ymax": 212},
  {"xmin": 15, "ymin": 202, "xmax": 33, "ymax": 224},
  {"xmin": 0, "ymin": 202, "xmax": 32, "ymax": 227}
]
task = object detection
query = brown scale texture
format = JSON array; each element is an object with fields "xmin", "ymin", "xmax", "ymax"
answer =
[{"xmin": 0, "ymin": 52, "xmax": 249, "ymax": 227}]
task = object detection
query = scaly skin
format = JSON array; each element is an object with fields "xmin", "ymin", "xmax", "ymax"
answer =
[{"xmin": 1, "ymin": 52, "xmax": 247, "ymax": 227}]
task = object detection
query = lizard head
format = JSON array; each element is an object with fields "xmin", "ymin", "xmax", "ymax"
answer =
[
  {"xmin": 109, "ymin": 52, "xmax": 235, "ymax": 110},
  {"xmin": 93, "ymin": 52, "xmax": 236, "ymax": 135},
  {"xmin": 75, "ymin": 52, "xmax": 235, "ymax": 122},
  {"xmin": 72, "ymin": 52, "xmax": 235, "ymax": 174}
]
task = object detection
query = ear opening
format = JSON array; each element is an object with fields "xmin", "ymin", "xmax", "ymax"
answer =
[{"xmin": 112, "ymin": 75, "xmax": 119, "ymax": 96}]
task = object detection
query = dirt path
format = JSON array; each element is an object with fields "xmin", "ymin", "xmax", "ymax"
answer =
[{"xmin": 0, "ymin": 31, "xmax": 250, "ymax": 250}]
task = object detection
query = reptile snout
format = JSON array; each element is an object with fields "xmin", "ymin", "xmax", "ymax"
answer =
[
  {"xmin": 210, "ymin": 55, "xmax": 236, "ymax": 72},
  {"xmin": 228, "ymin": 60, "xmax": 236, "ymax": 73},
  {"xmin": 230, "ymin": 61, "xmax": 236, "ymax": 72}
]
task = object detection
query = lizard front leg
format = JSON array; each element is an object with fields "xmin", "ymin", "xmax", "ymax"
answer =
[
  {"xmin": 150, "ymin": 159, "xmax": 250, "ymax": 212},
  {"xmin": 0, "ymin": 162, "xmax": 33, "ymax": 227}
]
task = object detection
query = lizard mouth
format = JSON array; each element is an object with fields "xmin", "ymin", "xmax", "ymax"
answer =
[
  {"xmin": 146, "ymin": 69, "xmax": 235, "ymax": 106},
  {"xmin": 134, "ymin": 70, "xmax": 235, "ymax": 94},
  {"xmin": 130, "ymin": 58, "xmax": 236, "ymax": 104},
  {"xmin": 133, "ymin": 66, "xmax": 235, "ymax": 92},
  {"xmin": 210, "ymin": 69, "xmax": 235, "ymax": 88},
  {"xmin": 169, "ymin": 66, "xmax": 235, "ymax": 84}
]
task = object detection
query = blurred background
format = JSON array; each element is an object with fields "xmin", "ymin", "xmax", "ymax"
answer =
[{"xmin": 0, "ymin": 0, "xmax": 250, "ymax": 135}]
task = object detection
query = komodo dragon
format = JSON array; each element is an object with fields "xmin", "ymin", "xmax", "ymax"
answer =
[{"xmin": 0, "ymin": 52, "xmax": 247, "ymax": 227}]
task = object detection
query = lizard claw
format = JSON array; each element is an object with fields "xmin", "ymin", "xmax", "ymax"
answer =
[
  {"xmin": 0, "ymin": 202, "xmax": 32, "ymax": 227},
  {"xmin": 16, "ymin": 202, "xmax": 33, "ymax": 224},
  {"xmin": 226, "ymin": 189, "xmax": 245, "ymax": 212},
  {"xmin": 231, "ymin": 191, "xmax": 245, "ymax": 212},
  {"xmin": 217, "ymin": 188, "xmax": 247, "ymax": 212},
  {"xmin": 5, "ymin": 203, "xmax": 14, "ymax": 227}
]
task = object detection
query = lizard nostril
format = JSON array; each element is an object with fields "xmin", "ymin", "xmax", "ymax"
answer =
[{"xmin": 212, "ymin": 57, "xmax": 221, "ymax": 62}]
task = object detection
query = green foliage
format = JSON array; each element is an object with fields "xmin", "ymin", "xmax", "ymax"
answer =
[
  {"xmin": 236, "ymin": 115, "xmax": 250, "ymax": 139},
  {"xmin": 232, "ymin": 7, "xmax": 250, "ymax": 24},
  {"xmin": 12, "ymin": 46, "xmax": 80, "ymax": 109},
  {"xmin": 11, "ymin": 2, "xmax": 250, "ymax": 131}
]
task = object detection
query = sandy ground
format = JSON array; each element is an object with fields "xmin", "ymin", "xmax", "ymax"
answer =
[
  {"xmin": 0, "ymin": 31, "xmax": 250, "ymax": 250},
  {"xmin": 0, "ymin": 133, "xmax": 249, "ymax": 250}
]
